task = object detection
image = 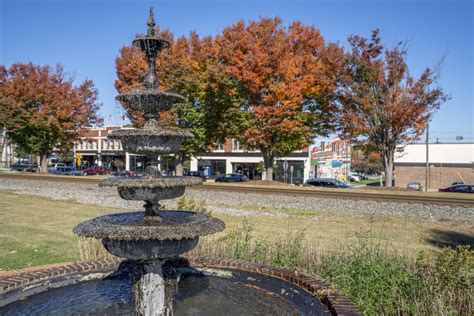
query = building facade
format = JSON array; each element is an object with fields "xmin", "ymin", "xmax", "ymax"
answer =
[
  {"xmin": 73, "ymin": 125, "xmax": 151, "ymax": 172},
  {"xmin": 190, "ymin": 139, "xmax": 310, "ymax": 184},
  {"xmin": 310, "ymin": 138, "xmax": 352, "ymax": 181},
  {"xmin": 394, "ymin": 143, "xmax": 474, "ymax": 189},
  {"xmin": 73, "ymin": 126, "xmax": 310, "ymax": 183}
]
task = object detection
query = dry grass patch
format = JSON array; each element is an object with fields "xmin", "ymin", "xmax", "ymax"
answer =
[
  {"xmin": 0, "ymin": 191, "xmax": 472, "ymax": 271},
  {"xmin": 0, "ymin": 191, "xmax": 127, "ymax": 270}
]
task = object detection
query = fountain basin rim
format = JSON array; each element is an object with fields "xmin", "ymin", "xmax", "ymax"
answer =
[
  {"xmin": 73, "ymin": 211, "xmax": 225, "ymax": 241},
  {"xmin": 99, "ymin": 176, "xmax": 203, "ymax": 188},
  {"xmin": 0, "ymin": 257, "xmax": 361, "ymax": 315}
]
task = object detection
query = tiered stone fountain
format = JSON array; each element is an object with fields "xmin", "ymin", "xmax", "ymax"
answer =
[{"xmin": 73, "ymin": 7, "xmax": 225, "ymax": 315}]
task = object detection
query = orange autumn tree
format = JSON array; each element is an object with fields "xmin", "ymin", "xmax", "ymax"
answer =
[
  {"xmin": 338, "ymin": 30, "xmax": 448, "ymax": 186},
  {"xmin": 216, "ymin": 18, "xmax": 342, "ymax": 181},
  {"xmin": 0, "ymin": 63, "xmax": 99, "ymax": 172},
  {"xmin": 115, "ymin": 29, "xmax": 237, "ymax": 175}
]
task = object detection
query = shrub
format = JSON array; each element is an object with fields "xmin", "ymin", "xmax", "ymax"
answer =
[
  {"xmin": 77, "ymin": 237, "xmax": 117, "ymax": 262},
  {"xmin": 176, "ymin": 196, "xmax": 211, "ymax": 215},
  {"xmin": 194, "ymin": 222, "xmax": 473, "ymax": 315}
]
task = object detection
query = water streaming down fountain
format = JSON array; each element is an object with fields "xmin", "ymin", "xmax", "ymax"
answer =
[{"xmin": 73, "ymin": 7, "xmax": 225, "ymax": 315}]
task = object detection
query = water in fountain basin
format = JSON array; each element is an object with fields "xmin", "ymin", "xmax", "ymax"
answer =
[{"xmin": 0, "ymin": 268, "xmax": 329, "ymax": 315}]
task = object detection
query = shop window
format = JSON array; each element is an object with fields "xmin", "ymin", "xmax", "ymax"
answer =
[{"xmin": 198, "ymin": 159, "xmax": 226, "ymax": 178}]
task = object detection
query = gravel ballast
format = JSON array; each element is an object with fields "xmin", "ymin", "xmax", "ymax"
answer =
[{"xmin": 0, "ymin": 179, "xmax": 473, "ymax": 222}]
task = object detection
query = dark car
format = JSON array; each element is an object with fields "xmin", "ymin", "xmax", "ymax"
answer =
[
  {"xmin": 10, "ymin": 162, "xmax": 39, "ymax": 172},
  {"xmin": 185, "ymin": 171, "xmax": 207, "ymax": 182},
  {"xmin": 113, "ymin": 170, "xmax": 138, "ymax": 177},
  {"xmin": 49, "ymin": 166, "xmax": 83, "ymax": 176},
  {"xmin": 451, "ymin": 182, "xmax": 464, "ymax": 186},
  {"xmin": 303, "ymin": 178, "xmax": 353, "ymax": 189},
  {"xmin": 215, "ymin": 173, "xmax": 248, "ymax": 183},
  {"xmin": 82, "ymin": 166, "xmax": 111, "ymax": 176},
  {"xmin": 438, "ymin": 184, "xmax": 474, "ymax": 194}
]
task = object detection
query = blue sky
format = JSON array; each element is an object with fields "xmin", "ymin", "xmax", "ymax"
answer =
[{"xmin": 1, "ymin": 0, "xmax": 473, "ymax": 143}]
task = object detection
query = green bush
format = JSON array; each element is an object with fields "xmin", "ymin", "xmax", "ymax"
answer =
[
  {"xmin": 195, "ymin": 221, "xmax": 473, "ymax": 315},
  {"xmin": 176, "ymin": 196, "xmax": 211, "ymax": 215},
  {"xmin": 314, "ymin": 236, "xmax": 473, "ymax": 315}
]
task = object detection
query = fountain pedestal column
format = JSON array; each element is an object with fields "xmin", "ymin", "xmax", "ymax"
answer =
[
  {"xmin": 74, "ymin": 7, "xmax": 225, "ymax": 316},
  {"xmin": 132, "ymin": 260, "xmax": 177, "ymax": 316}
]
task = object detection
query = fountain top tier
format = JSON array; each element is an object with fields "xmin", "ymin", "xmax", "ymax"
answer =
[
  {"xmin": 133, "ymin": 6, "xmax": 169, "ymax": 90},
  {"xmin": 111, "ymin": 7, "xmax": 190, "ymax": 156},
  {"xmin": 114, "ymin": 6, "xmax": 184, "ymax": 124}
]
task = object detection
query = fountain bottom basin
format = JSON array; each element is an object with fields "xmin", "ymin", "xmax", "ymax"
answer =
[{"xmin": 0, "ymin": 264, "xmax": 329, "ymax": 315}]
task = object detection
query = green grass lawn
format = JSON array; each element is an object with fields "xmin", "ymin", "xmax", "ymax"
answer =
[{"xmin": 0, "ymin": 191, "xmax": 472, "ymax": 271}]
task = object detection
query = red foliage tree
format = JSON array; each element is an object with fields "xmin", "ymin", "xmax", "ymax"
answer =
[
  {"xmin": 338, "ymin": 30, "xmax": 448, "ymax": 186},
  {"xmin": 215, "ymin": 18, "xmax": 343, "ymax": 180},
  {"xmin": 0, "ymin": 63, "xmax": 100, "ymax": 172},
  {"xmin": 116, "ymin": 28, "xmax": 238, "ymax": 175}
]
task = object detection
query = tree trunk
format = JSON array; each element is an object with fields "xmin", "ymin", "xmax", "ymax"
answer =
[
  {"xmin": 175, "ymin": 152, "xmax": 184, "ymax": 177},
  {"xmin": 40, "ymin": 151, "xmax": 49, "ymax": 173},
  {"xmin": 382, "ymin": 150, "xmax": 394, "ymax": 187},
  {"xmin": 262, "ymin": 149, "xmax": 274, "ymax": 181}
]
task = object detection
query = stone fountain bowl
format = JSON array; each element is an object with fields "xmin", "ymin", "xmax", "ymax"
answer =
[
  {"xmin": 73, "ymin": 211, "xmax": 225, "ymax": 259},
  {"xmin": 100, "ymin": 176, "xmax": 202, "ymax": 201},
  {"xmin": 108, "ymin": 127, "xmax": 193, "ymax": 156},
  {"xmin": 133, "ymin": 36, "xmax": 171, "ymax": 56},
  {"xmin": 116, "ymin": 90, "xmax": 184, "ymax": 115}
]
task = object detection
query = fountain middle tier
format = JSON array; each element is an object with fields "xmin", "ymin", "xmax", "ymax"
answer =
[
  {"xmin": 101, "ymin": 176, "xmax": 202, "ymax": 199},
  {"xmin": 108, "ymin": 125, "xmax": 193, "ymax": 156},
  {"xmin": 74, "ymin": 211, "xmax": 224, "ymax": 250},
  {"xmin": 116, "ymin": 90, "xmax": 185, "ymax": 120}
]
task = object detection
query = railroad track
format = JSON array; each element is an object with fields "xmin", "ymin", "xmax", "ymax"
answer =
[{"xmin": 1, "ymin": 173, "xmax": 473, "ymax": 208}]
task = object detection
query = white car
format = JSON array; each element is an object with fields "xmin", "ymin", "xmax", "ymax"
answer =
[{"xmin": 349, "ymin": 173, "xmax": 361, "ymax": 182}]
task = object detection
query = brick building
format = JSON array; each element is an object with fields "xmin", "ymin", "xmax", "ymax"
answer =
[
  {"xmin": 394, "ymin": 143, "xmax": 474, "ymax": 189},
  {"xmin": 310, "ymin": 138, "xmax": 352, "ymax": 181},
  {"xmin": 73, "ymin": 125, "xmax": 149, "ymax": 172}
]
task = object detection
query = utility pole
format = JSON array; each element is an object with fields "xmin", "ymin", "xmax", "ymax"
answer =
[{"xmin": 425, "ymin": 124, "xmax": 429, "ymax": 192}]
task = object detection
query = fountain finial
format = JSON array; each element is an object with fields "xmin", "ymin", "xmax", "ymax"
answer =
[{"xmin": 147, "ymin": 7, "xmax": 156, "ymax": 36}]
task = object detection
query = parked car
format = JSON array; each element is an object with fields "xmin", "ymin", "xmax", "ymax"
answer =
[
  {"xmin": 113, "ymin": 170, "xmax": 138, "ymax": 177},
  {"xmin": 82, "ymin": 166, "xmax": 111, "ymax": 176},
  {"xmin": 185, "ymin": 171, "xmax": 207, "ymax": 182},
  {"xmin": 438, "ymin": 184, "xmax": 474, "ymax": 194},
  {"xmin": 47, "ymin": 163, "xmax": 66, "ymax": 173},
  {"xmin": 215, "ymin": 173, "xmax": 248, "ymax": 183},
  {"xmin": 49, "ymin": 166, "xmax": 83, "ymax": 176},
  {"xmin": 348, "ymin": 173, "xmax": 361, "ymax": 182},
  {"xmin": 303, "ymin": 178, "xmax": 353, "ymax": 189},
  {"xmin": 10, "ymin": 162, "xmax": 39, "ymax": 172},
  {"xmin": 407, "ymin": 182, "xmax": 423, "ymax": 191}
]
